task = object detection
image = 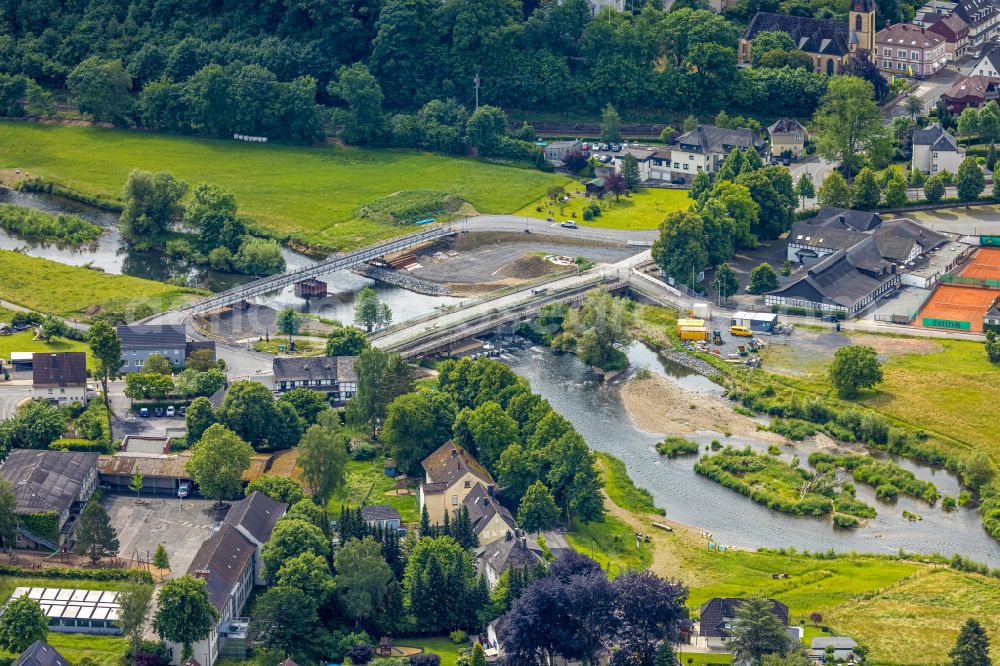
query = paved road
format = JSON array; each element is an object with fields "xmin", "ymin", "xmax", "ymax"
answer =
[
  {"xmin": 789, "ymin": 156, "xmax": 838, "ymax": 209},
  {"xmin": 884, "ymin": 68, "xmax": 961, "ymax": 120},
  {"xmin": 371, "ymin": 251, "xmax": 650, "ymax": 351},
  {"xmin": 143, "ymin": 310, "xmax": 273, "ymax": 378},
  {"xmin": 0, "ymin": 383, "xmax": 30, "ymax": 419},
  {"xmin": 456, "ymin": 215, "xmax": 659, "ymax": 245}
]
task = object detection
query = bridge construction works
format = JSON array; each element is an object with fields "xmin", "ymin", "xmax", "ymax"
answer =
[{"xmin": 183, "ymin": 225, "xmax": 456, "ymax": 314}]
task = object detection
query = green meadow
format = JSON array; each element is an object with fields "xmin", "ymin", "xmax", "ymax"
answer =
[{"xmin": 0, "ymin": 122, "xmax": 572, "ymax": 251}]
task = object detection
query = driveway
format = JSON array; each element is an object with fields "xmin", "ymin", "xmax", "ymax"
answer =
[{"xmin": 0, "ymin": 382, "xmax": 30, "ymax": 419}]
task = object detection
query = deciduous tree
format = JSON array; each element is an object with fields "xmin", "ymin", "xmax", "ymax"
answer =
[
  {"xmin": 850, "ymin": 167, "xmax": 881, "ymax": 211},
  {"xmin": 276, "ymin": 552, "xmax": 335, "ymax": 606},
  {"xmin": 957, "ymin": 157, "xmax": 985, "ymax": 201},
  {"xmin": 262, "ymin": 519, "xmax": 330, "ymax": 577},
  {"xmin": 817, "ymin": 171, "xmax": 851, "ymax": 208},
  {"xmin": 184, "ymin": 397, "xmax": 217, "ymax": 443},
  {"xmin": 0, "ymin": 594, "xmax": 47, "ymax": 653},
  {"xmin": 517, "ymin": 481, "xmax": 559, "ymax": 532},
  {"xmin": 118, "ymin": 584, "xmax": 154, "ymax": 659},
  {"xmin": 325, "ymin": 326, "xmax": 370, "ymax": 356},
  {"xmin": 600, "ymin": 103, "xmax": 623, "ymax": 143},
  {"xmin": 383, "ymin": 391, "xmax": 457, "ymax": 473},
  {"xmin": 329, "ymin": 63, "xmax": 385, "ymax": 145},
  {"xmin": 153, "ymin": 576, "xmax": 219, "ymax": 659},
  {"xmin": 276, "ymin": 307, "xmax": 302, "ymax": 345},
  {"xmin": 249, "ymin": 586, "xmax": 319, "ymax": 656},
  {"xmin": 748, "ymin": 263, "xmax": 778, "ymax": 295},
  {"xmin": 811, "ymin": 76, "xmax": 884, "ymax": 179},
  {"xmin": 354, "ymin": 286, "xmax": 392, "ymax": 332},
  {"xmin": 335, "ymin": 537, "xmax": 394, "ymax": 624},
  {"xmin": 88, "ymin": 321, "xmax": 121, "ymax": 428},
  {"xmin": 829, "ymin": 345, "xmax": 883, "ymax": 398},
  {"xmin": 120, "ymin": 169, "xmax": 188, "ymax": 243},
  {"xmin": 245, "ymin": 476, "xmax": 305, "ymax": 505},
  {"xmin": 714, "ymin": 263, "xmax": 739, "ymax": 302},
  {"xmin": 185, "ymin": 424, "xmax": 254, "ymax": 505},
  {"xmin": 297, "ymin": 420, "xmax": 349, "ymax": 509}
]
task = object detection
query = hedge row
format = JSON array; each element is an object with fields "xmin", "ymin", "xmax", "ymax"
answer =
[{"xmin": 0, "ymin": 563, "xmax": 152, "ymax": 584}]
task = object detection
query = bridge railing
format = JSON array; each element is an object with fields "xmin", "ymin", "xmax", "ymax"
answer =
[{"xmin": 185, "ymin": 224, "xmax": 456, "ymax": 313}]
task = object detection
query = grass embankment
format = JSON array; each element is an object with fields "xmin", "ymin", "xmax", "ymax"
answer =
[
  {"xmin": 0, "ymin": 204, "xmax": 102, "ymax": 244},
  {"xmin": 514, "ymin": 187, "xmax": 689, "ymax": 230},
  {"xmin": 0, "ymin": 576, "xmax": 135, "ymax": 666},
  {"xmin": 0, "ymin": 331, "xmax": 94, "ymax": 367},
  {"xmin": 0, "ymin": 122, "xmax": 571, "ymax": 251},
  {"xmin": 0, "ymin": 250, "xmax": 200, "ymax": 319}
]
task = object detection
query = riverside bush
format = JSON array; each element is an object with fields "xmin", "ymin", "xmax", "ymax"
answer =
[
  {"xmin": 656, "ymin": 436, "xmax": 700, "ymax": 458},
  {"xmin": 694, "ymin": 446, "xmax": 874, "ymax": 521},
  {"xmin": 809, "ymin": 453, "xmax": 940, "ymax": 505},
  {"xmin": 0, "ymin": 204, "xmax": 102, "ymax": 243}
]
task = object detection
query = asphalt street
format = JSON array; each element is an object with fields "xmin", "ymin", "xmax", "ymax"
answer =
[{"xmin": 0, "ymin": 383, "xmax": 30, "ymax": 419}]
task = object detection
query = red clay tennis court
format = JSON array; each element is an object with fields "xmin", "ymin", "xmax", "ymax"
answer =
[
  {"xmin": 917, "ymin": 285, "xmax": 999, "ymax": 332},
  {"xmin": 961, "ymin": 247, "xmax": 1000, "ymax": 281}
]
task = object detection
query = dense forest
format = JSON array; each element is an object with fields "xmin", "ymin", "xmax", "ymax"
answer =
[{"xmin": 0, "ymin": 0, "xmax": 881, "ymax": 143}]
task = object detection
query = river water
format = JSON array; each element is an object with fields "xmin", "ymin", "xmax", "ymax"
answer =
[
  {"xmin": 0, "ymin": 188, "xmax": 459, "ymax": 320},
  {"xmin": 504, "ymin": 342, "xmax": 1000, "ymax": 562}
]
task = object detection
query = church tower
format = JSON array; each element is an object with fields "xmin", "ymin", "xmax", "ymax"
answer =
[{"xmin": 849, "ymin": 0, "xmax": 877, "ymax": 54}]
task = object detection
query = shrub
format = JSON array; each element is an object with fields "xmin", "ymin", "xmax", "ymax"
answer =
[
  {"xmin": 942, "ymin": 496, "xmax": 957, "ymax": 511},
  {"xmin": 876, "ymin": 484, "xmax": 898, "ymax": 501},
  {"xmin": 959, "ymin": 491, "xmax": 971, "ymax": 506},
  {"xmin": 450, "ymin": 630, "xmax": 468, "ymax": 644},
  {"xmin": 767, "ymin": 445, "xmax": 780, "ymax": 455},
  {"xmin": 350, "ymin": 443, "xmax": 379, "ymax": 461},
  {"xmin": 347, "ymin": 644, "xmax": 374, "ymax": 664},
  {"xmin": 656, "ymin": 437, "xmax": 700, "ymax": 458},
  {"xmin": 710, "ymin": 439, "xmax": 722, "ymax": 451},
  {"xmin": 409, "ymin": 656, "xmax": 441, "ymax": 666},
  {"xmin": 768, "ymin": 417, "xmax": 818, "ymax": 441},
  {"xmin": 832, "ymin": 513, "xmax": 860, "ymax": 528}
]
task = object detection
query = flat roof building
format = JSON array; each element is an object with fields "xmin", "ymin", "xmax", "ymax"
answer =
[{"xmin": 8, "ymin": 588, "xmax": 120, "ymax": 635}]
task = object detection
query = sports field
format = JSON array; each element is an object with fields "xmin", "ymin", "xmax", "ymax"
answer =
[
  {"xmin": 918, "ymin": 247, "xmax": 1000, "ymax": 332},
  {"xmin": 961, "ymin": 247, "xmax": 1000, "ymax": 280},
  {"xmin": 917, "ymin": 285, "xmax": 999, "ymax": 332},
  {"xmin": 0, "ymin": 122, "xmax": 572, "ymax": 251}
]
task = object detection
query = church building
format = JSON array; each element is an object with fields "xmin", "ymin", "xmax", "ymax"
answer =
[{"xmin": 740, "ymin": 0, "xmax": 877, "ymax": 75}]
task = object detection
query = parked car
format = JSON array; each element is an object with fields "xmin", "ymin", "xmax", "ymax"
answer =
[
  {"xmin": 600, "ymin": 143, "xmax": 610, "ymax": 151},
  {"xmin": 179, "ymin": 406, "xmax": 186, "ymax": 417},
  {"xmin": 177, "ymin": 481, "xmax": 191, "ymax": 499},
  {"xmin": 166, "ymin": 406, "xmax": 175, "ymax": 417},
  {"xmin": 610, "ymin": 143, "xmax": 621, "ymax": 152},
  {"xmin": 560, "ymin": 221, "xmax": 578, "ymax": 229},
  {"xmin": 598, "ymin": 155, "xmax": 612, "ymax": 163},
  {"xmin": 139, "ymin": 407, "xmax": 149, "ymax": 418},
  {"xmin": 821, "ymin": 314, "xmax": 839, "ymax": 323},
  {"xmin": 154, "ymin": 407, "xmax": 164, "ymax": 417},
  {"xmin": 671, "ymin": 178, "xmax": 685, "ymax": 185}
]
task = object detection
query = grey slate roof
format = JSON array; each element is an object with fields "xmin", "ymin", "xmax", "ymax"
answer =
[
  {"xmin": 478, "ymin": 533, "xmax": 543, "ymax": 576},
  {"xmin": 462, "ymin": 483, "xmax": 516, "ymax": 535},
  {"xmin": 811, "ymin": 206, "xmax": 882, "ymax": 232},
  {"xmin": 771, "ymin": 237, "xmax": 893, "ymax": 308},
  {"xmin": 360, "ymin": 504, "xmax": 402, "ymax": 522},
  {"xmin": 225, "ymin": 491, "xmax": 286, "ymax": 544},
  {"xmin": 187, "ymin": 523, "xmax": 256, "ymax": 612},
  {"xmin": 789, "ymin": 220, "xmax": 863, "ymax": 253},
  {"xmin": 873, "ymin": 218, "xmax": 947, "ymax": 262},
  {"xmin": 912, "ymin": 123, "xmax": 960, "ymax": 151},
  {"xmin": 744, "ymin": 12, "xmax": 851, "ymax": 56},
  {"xmin": 12, "ymin": 642, "xmax": 70, "ymax": 666},
  {"xmin": 0, "ymin": 450, "xmax": 99, "ymax": 516},
  {"xmin": 32, "ymin": 352, "xmax": 87, "ymax": 388},
  {"xmin": 272, "ymin": 356, "xmax": 357, "ymax": 383},
  {"xmin": 699, "ymin": 598, "xmax": 789, "ymax": 638},
  {"xmin": 768, "ymin": 118, "xmax": 806, "ymax": 136},
  {"xmin": 116, "ymin": 324, "xmax": 186, "ymax": 349},
  {"xmin": 673, "ymin": 125, "xmax": 766, "ymax": 155}
]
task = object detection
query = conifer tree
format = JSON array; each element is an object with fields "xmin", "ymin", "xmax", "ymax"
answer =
[{"xmin": 74, "ymin": 498, "xmax": 119, "ymax": 563}]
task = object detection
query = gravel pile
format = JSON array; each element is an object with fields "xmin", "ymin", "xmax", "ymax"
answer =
[{"xmin": 352, "ymin": 264, "xmax": 453, "ymax": 296}]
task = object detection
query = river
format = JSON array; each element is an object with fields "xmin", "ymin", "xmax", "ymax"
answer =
[
  {"xmin": 504, "ymin": 342, "xmax": 1000, "ymax": 562},
  {"xmin": 0, "ymin": 187, "xmax": 459, "ymax": 321}
]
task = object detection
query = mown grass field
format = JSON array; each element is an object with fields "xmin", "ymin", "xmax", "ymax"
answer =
[
  {"xmin": 566, "ymin": 514, "xmax": 653, "ymax": 575},
  {"xmin": 0, "ymin": 330, "xmax": 94, "ymax": 367},
  {"xmin": 0, "ymin": 122, "xmax": 572, "ymax": 251},
  {"xmin": 763, "ymin": 333, "xmax": 998, "ymax": 459},
  {"xmin": 514, "ymin": 186, "xmax": 689, "ymax": 230},
  {"xmin": 0, "ymin": 576, "xmax": 136, "ymax": 666},
  {"xmin": 0, "ymin": 250, "xmax": 200, "ymax": 319}
]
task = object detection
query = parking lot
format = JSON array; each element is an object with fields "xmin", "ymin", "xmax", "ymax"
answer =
[{"xmin": 104, "ymin": 495, "xmax": 224, "ymax": 578}]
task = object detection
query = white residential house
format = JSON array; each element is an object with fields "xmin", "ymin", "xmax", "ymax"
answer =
[
  {"xmin": 32, "ymin": 352, "xmax": 88, "ymax": 407},
  {"xmin": 970, "ymin": 43, "xmax": 1000, "ymax": 76},
  {"xmin": 912, "ymin": 123, "xmax": 965, "ymax": 175},
  {"xmin": 668, "ymin": 125, "xmax": 768, "ymax": 181}
]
